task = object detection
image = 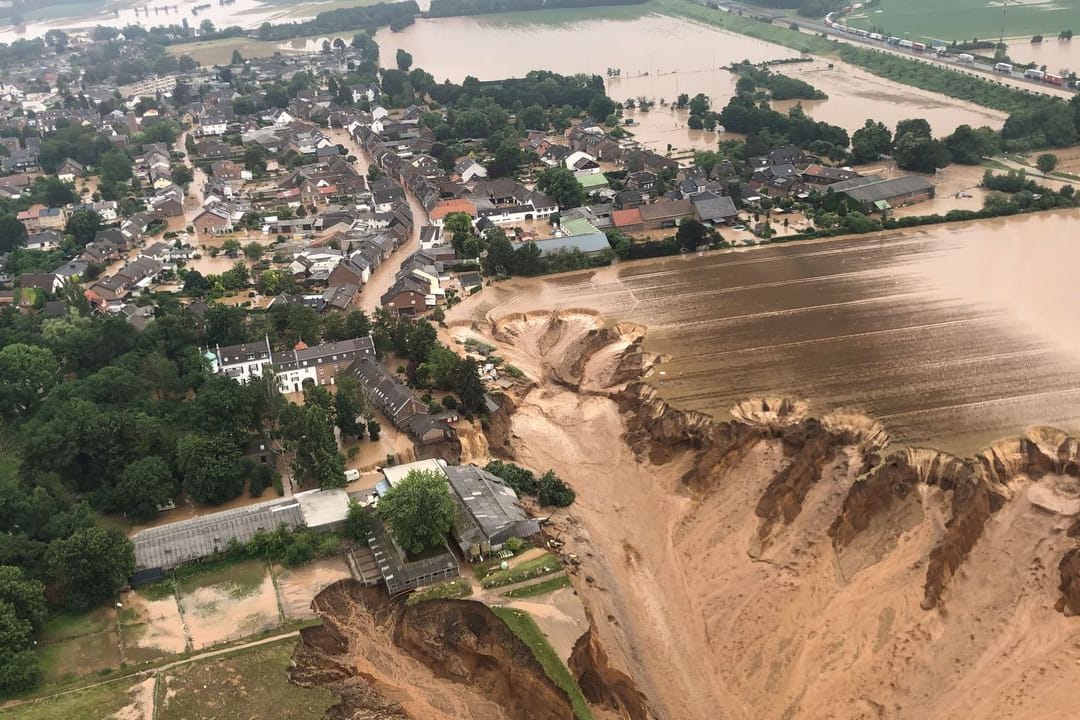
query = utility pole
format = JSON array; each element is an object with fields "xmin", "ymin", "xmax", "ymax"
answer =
[{"xmin": 999, "ymin": 0, "xmax": 1008, "ymax": 51}]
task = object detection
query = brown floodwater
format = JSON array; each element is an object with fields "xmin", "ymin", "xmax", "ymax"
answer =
[
  {"xmin": 373, "ymin": 13, "xmax": 1007, "ymax": 140},
  {"xmin": 1005, "ymin": 37, "xmax": 1080, "ymax": 77},
  {"xmin": 456, "ymin": 211, "xmax": 1080, "ymax": 455}
]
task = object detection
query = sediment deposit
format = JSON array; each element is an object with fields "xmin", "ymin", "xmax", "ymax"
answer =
[
  {"xmin": 448, "ymin": 309, "xmax": 1080, "ymax": 720},
  {"xmin": 289, "ymin": 581, "xmax": 578, "ymax": 719}
]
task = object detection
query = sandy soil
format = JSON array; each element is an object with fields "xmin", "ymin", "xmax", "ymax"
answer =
[
  {"xmin": 504, "ymin": 588, "xmax": 589, "ymax": 666},
  {"xmin": 111, "ymin": 677, "xmax": 156, "ymax": 720},
  {"xmin": 120, "ymin": 592, "xmax": 188, "ymax": 657},
  {"xmin": 181, "ymin": 571, "xmax": 281, "ymax": 650},
  {"xmin": 451, "ymin": 310, "xmax": 1080, "ymax": 720},
  {"xmin": 274, "ymin": 557, "xmax": 354, "ymax": 620}
]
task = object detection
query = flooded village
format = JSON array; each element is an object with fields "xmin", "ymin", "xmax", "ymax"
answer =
[{"xmin": 2, "ymin": 0, "xmax": 1080, "ymax": 718}]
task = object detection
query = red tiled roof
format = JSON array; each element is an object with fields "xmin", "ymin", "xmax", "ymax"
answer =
[
  {"xmin": 612, "ymin": 208, "xmax": 643, "ymax": 227},
  {"xmin": 430, "ymin": 198, "xmax": 477, "ymax": 220}
]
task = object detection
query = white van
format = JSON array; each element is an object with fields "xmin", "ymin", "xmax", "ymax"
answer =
[{"xmin": 344, "ymin": 468, "xmax": 360, "ymax": 482}]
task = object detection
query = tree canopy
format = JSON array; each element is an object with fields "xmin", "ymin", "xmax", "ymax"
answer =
[{"xmin": 377, "ymin": 469, "xmax": 454, "ymax": 556}]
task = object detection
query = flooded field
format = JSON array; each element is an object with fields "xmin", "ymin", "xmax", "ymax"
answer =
[
  {"xmin": 454, "ymin": 212, "xmax": 1080, "ymax": 455},
  {"xmin": 374, "ymin": 13, "xmax": 1007, "ymax": 139}
]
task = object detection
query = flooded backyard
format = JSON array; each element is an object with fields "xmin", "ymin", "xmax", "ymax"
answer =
[{"xmin": 452, "ymin": 211, "xmax": 1080, "ymax": 455}]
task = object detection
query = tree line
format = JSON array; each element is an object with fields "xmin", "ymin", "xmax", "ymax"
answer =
[{"xmin": 427, "ymin": 0, "xmax": 646, "ymax": 17}]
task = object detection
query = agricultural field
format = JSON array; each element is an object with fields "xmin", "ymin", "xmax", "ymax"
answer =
[
  {"xmin": 155, "ymin": 639, "xmax": 334, "ymax": 720},
  {"xmin": 845, "ymin": 0, "xmax": 1080, "ymax": 42}
]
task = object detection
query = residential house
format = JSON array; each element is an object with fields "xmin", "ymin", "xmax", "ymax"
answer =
[
  {"xmin": 691, "ymin": 192, "xmax": 739, "ymax": 225},
  {"xmin": 380, "ymin": 275, "xmax": 431, "ymax": 316},
  {"xmin": 454, "ymin": 157, "xmax": 487, "ymax": 182},
  {"xmin": 443, "ymin": 465, "xmax": 541, "ymax": 560},
  {"xmin": 57, "ymin": 158, "xmax": 85, "ymax": 182},
  {"xmin": 192, "ymin": 205, "xmax": 233, "ymax": 236},
  {"xmin": 639, "ymin": 199, "xmax": 695, "ymax": 230},
  {"xmin": 23, "ymin": 230, "xmax": 61, "ymax": 251},
  {"xmin": 17, "ymin": 272, "xmax": 62, "ymax": 293}
]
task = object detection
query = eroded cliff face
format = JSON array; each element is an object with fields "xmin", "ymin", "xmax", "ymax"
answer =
[
  {"xmin": 463, "ymin": 310, "xmax": 1080, "ymax": 720},
  {"xmin": 289, "ymin": 581, "xmax": 576, "ymax": 720}
]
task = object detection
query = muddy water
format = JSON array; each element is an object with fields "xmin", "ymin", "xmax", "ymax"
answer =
[
  {"xmin": 374, "ymin": 14, "xmax": 1006, "ymax": 138},
  {"xmin": 1005, "ymin": 37, "xmax": 1080, "ymax": 76},
  {"xmin": 458, "ymin": 212, "xmax": 1080, "ymax": 455},
  {"xmin": 0, "ymin": 0, "xmax": 305, "ymax": 43}
]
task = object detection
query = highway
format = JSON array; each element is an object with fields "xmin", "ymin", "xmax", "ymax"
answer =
[{"xmin": 708, "ymin": 0, "xmax": 1078, "ymax": 101}]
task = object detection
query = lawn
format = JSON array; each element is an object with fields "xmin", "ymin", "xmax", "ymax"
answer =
[
  {"xmin": 501, "ymin": 573, "xmax": 572, "ymax": 598},
  {"xmin": 649, "ymin": 0, "xmax": 838, "ymax": 54},
  {"xmin": 405, "ymin": 578, "xmax": 473, "ymax": 605},
  {"xmin": 175, "ymin": 558, "xmax": 267, "ymax": 598},
  {"xmin": 0, "ymin": 679, "xmax": 143, "ymax": 720},
  {"xmin": 479, "ymin": 553, "xmax": 563, "ymax": 589},
  {"xmin": 155, "ymin": 638, "xmax": 335, "ymax": 720},
  {"xmin": 844, "ymin": 0, "xmax": 1080, "ymax": 41},
  {"xmin": 490, "ymin": 607, "xmax": 593, "ymax": 720},
  {"xmin": 166, "ymin": 37, "xmax": 285, "ymax": 66}
]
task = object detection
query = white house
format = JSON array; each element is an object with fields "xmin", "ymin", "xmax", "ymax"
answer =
[
  {"xmin": 455, "ymin": 158, "xmax": 488, "ymax": 183},
  {"xmin": 199, "ymin": 115, "xmax": 227, "ymax": 137}
]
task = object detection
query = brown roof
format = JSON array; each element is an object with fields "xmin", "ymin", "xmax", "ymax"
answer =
[
  {"xmin": 639, "ymin": 199, "xmax": 694, "ymax": 221},
  {"xmin": 611, "ymin": 208, "xmax": 643, "ymax": 227}
]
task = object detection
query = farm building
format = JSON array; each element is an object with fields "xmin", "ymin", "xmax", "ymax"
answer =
[
  {"xmin": 130, "ymin": 489, "xmax": 351, "ymax": 580},
  {"xmin": 831, "ymin": 175, "xmax": 935, "ymax": 212}
]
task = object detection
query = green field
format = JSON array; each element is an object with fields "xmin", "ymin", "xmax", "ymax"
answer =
[
  {"xmin": 845, "ymin": 0, "xmax": 1080, "ymax": 42},
  {"xmin": 0, "ymin": 680, "xmax": 144, "ymax": 720},
  {"xmin": 155, "ymin": 639, "xmax": 334, "ymax": 720}
]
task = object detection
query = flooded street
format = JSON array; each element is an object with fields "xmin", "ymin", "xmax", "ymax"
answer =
[{"xmin": 455, "ymin": 212, "xmax": 1080, "ymax": 455}]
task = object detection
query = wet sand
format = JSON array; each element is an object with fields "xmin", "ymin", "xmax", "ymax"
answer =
[
  {"xmin": 181, "ymin": 570, "xmax": 280, "ymax": 650},
  {"xmin": 453, "ymin": 212, "xmax": 1080, "ymax": 455},
  {"xmin": 274, "ymin": 557, "xmax": 353, "ymax": 620}
]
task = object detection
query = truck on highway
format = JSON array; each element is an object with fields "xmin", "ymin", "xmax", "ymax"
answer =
[
  {"xmin": 994, "ymin": 62, "xmax": 1014, "ymax": 74},
  {"xmin": 1024, "ymin": 68, "xmax": 1046, "ymax": 80},
  {"xmin": 911, "ymin": 41, "xmax": 926, "ymax": 52},
  {"xmin": 957, "ymin": 53, "xmax": 975, "ymax": 64},
  {"xmin": 898, "ymin": 38, "xmax": 913, "ymax": 48},
  {"xmin": 1045, "ymin": 73, "xmax": 1065, "ymax": 86}
]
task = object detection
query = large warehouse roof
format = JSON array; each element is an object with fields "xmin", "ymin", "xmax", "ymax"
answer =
[{"xmin": 132, "ymin": 489, "xmax": 350, "ymax": 572}]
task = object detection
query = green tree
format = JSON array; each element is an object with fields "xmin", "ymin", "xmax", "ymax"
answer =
[
  {"xmin": 344, "ymin": 499, "xmax": 371, "ymax": 541},
  {"xmin": 112, "ymin": 456, "xmax": 175, "ymax": 522},
  {"xmin": 172, "ymin": 164, "xmax": 194, "ymax": 187},
  {"xmin": 47, "ymin": 527, "xmax": 134, "ymax": 611},
  {"xmin": 895, "ymin": 118, "xmax": 932, "ymax": 140},
  {"xmin": 0, "ymin": 566, "xmax": 46, "ymax": 632},
  {"xmin": 366, "ymin": 418, "xmax": 380, "ymax": 440},
  {"xmin": 281, "ymin": 392, "xmax": 346, "ymax": 489},
  {"xmin": 243, "ymin": 241, "xmax": 264, "ymax": 260},
  {"xmin": 177, "ymin": 433, "xmax": 245, "ymax": 505},
  {"xmin": 944, "ymin": 124, "xmax": 998, "ymax": 165},
  {"xmin": 676, "ymin": 218, "xmax": 709, "ymax": 251},
  {"xmin": 64, "ymin": 209, "xmax": 102, "ymax": 248},
  {"xmin": 99, "ymin": 149, "xmax": 133, "ymax": 184},
  {"xmin": 334, "ymin": 376, "xmax": 368, "ymax": 439},
  {"xmin": 0, "ymin": 600, "xmax": 39, "ymax": 695},
  {"xmin": 377, "ymin": 469, "xmax": 454, "ymax": 556},
  {"xmin": 0, "ymin": 343, "xmax": 59, "ymax": 417},
  {"xmin": 454, "ymin": 357, "xmax": 486, "ymax": 414},
  {"xmin": 0, "ymin": 214, "xmax": 27, "ymax": 254},
  {"xmin": 1037, "ymin": 153, "xmax": 1059, "ymax": 173},
  {"xmin": 850, "ymin": 119, "xmax": 892, "ymax": 164},
  {"xmin": 537, "ymin": 470, "xmax": 576, "ymax": 507},
  {"xmin": 536, "ymin": 166, "xmax": 586, "ymax": 209},
  {"xmin": 893, "ymin": 132, "xmax": 951, "ymax": 173},
  {"xmin": 231, "ymin": 49, "xmax": 243, "ymax": 65},
  {"xmin": 395, "ymin": 48, "xmax": 413, "ymax": 71},
  {"xmin": 222, "ymin": 238, "xmax": 242, "ymax": 257}
]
